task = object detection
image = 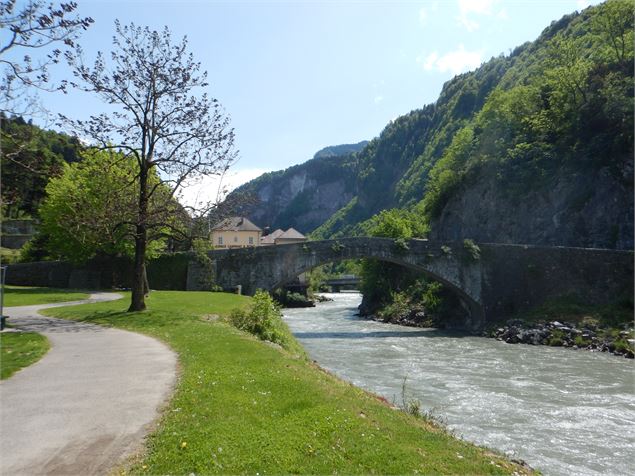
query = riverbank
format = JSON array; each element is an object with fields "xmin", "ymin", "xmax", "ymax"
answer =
[
  {"xmin": 44, "ymin": 290, "xmax": 532, "ymax": 475},
  {"xmin": 359, "ymin": 297, "xmax": 634, "ymax": 358},
  {"xmin": 489, "ymin": 319, "xmax": 634, "ymax": 358},
  {"xmin": 284, "ymin": 292, "xmax": 635, "ymax": 476}
]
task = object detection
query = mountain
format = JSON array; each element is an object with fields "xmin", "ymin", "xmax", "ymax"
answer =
[
  {"xmin": 1, "ymin": 115, "xmax": 83, "ymax": 219},
  {"xmin": 228, "ymin": 141, "xmax": 367, "ymax": 233},
  {"xmin": 311, "ymin": 1, "xmax": 633, "ymax": 250}
]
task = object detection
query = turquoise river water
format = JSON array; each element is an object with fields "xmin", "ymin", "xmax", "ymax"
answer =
[{"xmin": 283, "ymin": 292, "xmax": 635, "ymax": 476}]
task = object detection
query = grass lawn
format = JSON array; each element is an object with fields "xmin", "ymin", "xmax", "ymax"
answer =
[
  {"xmin": 2, "ymin": 285, "xmax": 90, "ymax": 307},
  {"xmin": 0, "ymin": 331, "xmax": 50, "ymax": 379},
  {"xmin": 45, "ymin": 291, "xmax": 533, "ymax": 475}
]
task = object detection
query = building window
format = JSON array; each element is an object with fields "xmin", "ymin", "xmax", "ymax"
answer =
[
  {"xmin": 248, "ymin": 236, "xmax": 254, "ymax": 245},
  {"xmin": 234, "ymin": 236, "xmax": 238, "ymax": 243},
  {"xmin": 218, "ymin": 236, "xmax": 223, "ymax": 245}
]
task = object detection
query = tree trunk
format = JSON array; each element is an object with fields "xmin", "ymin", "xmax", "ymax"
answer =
[{"xmin": 129, "ymin": 166, "xmax": 149, "ymax": 312}]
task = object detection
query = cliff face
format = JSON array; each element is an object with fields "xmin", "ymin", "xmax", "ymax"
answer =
[
  {"xmin": 229, "ymin": 2, "xmax": 634, "ymax": 251},
  {"xmin": 230, "ymin": 142, "xmax": 366, "ymax": 233},
  {"xmin": 430, "ymin": 162, "xmax": 634, "ymax": 250},
  {"xmin": 312, "ymin": 2, "xmax": 633, "ymax": 250}
]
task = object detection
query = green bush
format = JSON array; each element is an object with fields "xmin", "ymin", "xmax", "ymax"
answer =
[
  {"xmin": 573, "ymin": 335, "xmax": 591, "ymax": 347},
  {"xmin": 548, "ymin": 329, "xmax": 565, "ymax": 346},
  {"xmin": 463, "ymin": 239, "xmax": 481, "ymax": 260},
  {"xmin": 377, "ymin": 291, "xmax": 411, "ymax": 320},
  {"xmin": 227, "ymin": 290, "xmax": 300, "ymax": 353}
]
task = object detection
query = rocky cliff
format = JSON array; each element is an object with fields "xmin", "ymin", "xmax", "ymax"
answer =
[
  {"xmin": 313, "ymin": 2, "xmax": 633, "ymax": 250},
  {"xmin": 229, "ymin": 141, "xmax": 367, "ymax": 233},
  {"xmin": 228, "ymin": 2, "xmax": 634, "ymax": 252},
  {"xmin": 430, "ymin": 160, "xmax": 634, "ymax": 250}
]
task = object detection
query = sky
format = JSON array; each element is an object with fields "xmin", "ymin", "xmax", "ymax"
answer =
[{"xmin": 11, "ymin": 0, "xmax": 601, "ymax": 203}]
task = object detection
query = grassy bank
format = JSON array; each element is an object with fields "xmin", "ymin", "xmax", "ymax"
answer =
[
  {"xmin": 45, "ymin": 291, "xmax": 532, "ymax": 475},
  {"xmin": 2, "ymin": 285, "xmax": 89, "ymax": 307},
  {"xmin": 0, "ymin": 331, "xmax": 50, "ymax": 379}
]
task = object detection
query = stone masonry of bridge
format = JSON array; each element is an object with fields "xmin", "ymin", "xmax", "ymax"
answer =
[{"xmin": 187, "ymin": 238, "xmax": 633, "ymax": 330}]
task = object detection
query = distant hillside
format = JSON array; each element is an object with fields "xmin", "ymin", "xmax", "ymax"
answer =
[
  {"xmin": 312, "ymin": 0, "xmax": 633, "ymax": 250},
  {"xmin": 313, "ymin": 142, "xmax": 369, "ymax": 159},
  {"xmin": 228, "ymin": 141, "xmax": 367, "ymax": 233},
  {"xmin": 1, "ymin": 116, "xmax": 82, "ymax": 218}
]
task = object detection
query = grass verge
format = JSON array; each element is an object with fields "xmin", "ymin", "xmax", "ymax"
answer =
[
  {"xmin": 2, "ymin": 285, "xmax": 90, "ymax": 307},
  {"xmin": 0, "ymin": 331, "xmax": 50, "ymax": 379},
  {"xmin": 44, "ymin": 290, "xmax": 533, "ymax": 475}
]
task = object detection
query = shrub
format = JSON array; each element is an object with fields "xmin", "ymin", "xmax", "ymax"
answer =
[
  {"xmin": 378, "ymin": 291, "xmax": 411, "ymax": 320},
  {"xmin": 331, "ymin": 241, "xmax": 344, "ymax": 252},
  {"xmin": 393, "ymin": 237, "xmax": 409, "ymax": 252},
  {"xmin": 547, "ymin": 329, "xmax": 565, "ymax": 346},
  {"xmin": 573, "ymin": 335, "xmax": 591, "ymax": 347},
  {"xmin": 227, "ymin": 290, "xmax": 293, "ymax": 350},
  {"xmin": 463, "ymin": 239, "xmax": 481, "ymax": 260}
]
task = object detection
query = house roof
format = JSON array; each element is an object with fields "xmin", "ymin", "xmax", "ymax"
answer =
[
  {"xmin": 276, "ymin": 228, "xmax": 306, "ymax": 240},
  {"xmin": 260, "ymin": 229, "xmax": 284, "ymax": 244},
  {"xmin": 211, "ymin": 216, "xmax": 262, "ymax": 232}
]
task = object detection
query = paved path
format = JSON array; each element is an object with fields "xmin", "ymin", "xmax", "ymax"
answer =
[{"xmin": 0, "ymin": 293, "xmax": 177, "ymax": 475}]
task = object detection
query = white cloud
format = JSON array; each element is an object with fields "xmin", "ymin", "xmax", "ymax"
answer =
[
  {"xmin": 422, "ymin": 51, "xmax": 439, "ymax": 70},
  {"xmin": 457, "ymin": 0, "xmax": 496, "ymax": 31},
  {"xmin": 178, "ymin": 167, "xmax": 269, "ymax": 209},
  {"xmin": 419, "ymin": 7, "xmax": 428, "ymax": 25},
  {"xmin": 419, "ymin": 2, "xmax": 439, "ymax": 26},
  {"xmin": 374, "ymin": 95, "xmax": 384, "ymax": 104},
  {"xmin": 419, "ymin": 44, "xmax": 483, "ymax": 75}
]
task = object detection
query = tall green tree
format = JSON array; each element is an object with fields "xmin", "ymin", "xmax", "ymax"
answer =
[
  {"xmin": 38, "ymin": 149, "xmax": 181, "ymax": 264},
  {"xmin": 64, "ymin": 22, "xmax": 236, "ymax": 311}
]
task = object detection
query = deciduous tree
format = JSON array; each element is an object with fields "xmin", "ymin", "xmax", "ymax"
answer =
[
  {"xmin": 39, "ymin": 149, "xmax": 180, "ymax": 264},
  {"xmin": 64, "ymin": 22, "xmax": 236, "ymax": 311}
]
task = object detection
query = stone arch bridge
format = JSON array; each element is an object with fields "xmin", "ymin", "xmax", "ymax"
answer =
[{"xmin": 187, "ymin": 237, "xmax": 633, "ymax": 330}]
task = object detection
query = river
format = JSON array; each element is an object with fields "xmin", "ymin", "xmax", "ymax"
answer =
[{"xmin": 282, "ymin": 292, "xmax": 635, "ymax": 476}]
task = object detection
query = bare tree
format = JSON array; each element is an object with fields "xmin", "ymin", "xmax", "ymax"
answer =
[
  {"xmin": 63, "ymin": 21, "xmax": 236, "ymax": 311},
  {"xmin": 0, "ymin": 0, "xmax": 92, "ymax": 117}
]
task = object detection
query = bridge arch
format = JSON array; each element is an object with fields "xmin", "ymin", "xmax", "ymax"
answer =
[
  {"xmin": 185, "ymin": 239, "xmax": 633, "ymax": 331},
  {"xmin": 207, "ymin": 237, "xmax": 486, "ymax": 329}
]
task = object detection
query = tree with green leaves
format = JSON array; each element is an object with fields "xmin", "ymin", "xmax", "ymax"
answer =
[
  {"xmin": 38, "ymin": 149, "xmax": 183, "ymax": 265},
  {"xmin": 590, "ymin": 0, "xmax": 634, "ymax": 66},
  {"xmin": 63, "ymin": 22, "xmax": 236, "ymax": 311}
]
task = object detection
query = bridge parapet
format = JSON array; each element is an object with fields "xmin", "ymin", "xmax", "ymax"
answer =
[{"xmin": 185, "ymin": 237, "xmax": 633, "ymax": 331}]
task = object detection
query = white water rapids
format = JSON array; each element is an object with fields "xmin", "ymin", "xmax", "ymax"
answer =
[{"xmin": 283, "ymin": 292, "xmax": 635, "ymax": 476}]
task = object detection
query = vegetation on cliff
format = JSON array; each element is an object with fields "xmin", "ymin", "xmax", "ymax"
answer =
[
  {"xmin": 311, "ymin": 1, "xmax": 634, "ymax": 324},
  {"xmin": 312, "ymin": 1, "xmax": 633, "ymax": 249}
]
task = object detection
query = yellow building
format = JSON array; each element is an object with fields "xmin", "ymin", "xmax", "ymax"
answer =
[{"xmin": 211, "ymin": 217, "xmax": 262, "ymax": 249}]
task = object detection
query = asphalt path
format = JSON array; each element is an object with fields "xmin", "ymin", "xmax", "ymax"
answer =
[{"xmin": 0, "ymin": 293, "xmax": 177, "ymax": 475}]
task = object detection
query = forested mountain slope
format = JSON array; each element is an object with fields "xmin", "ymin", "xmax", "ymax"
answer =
[
  {"xmin": 1, "ymin": 116, "xmax": 82, "ymax": 218},
  {"xmin": 311, "ymin": 0, "xmax": 633, "ymax": 250},
  {"xmin": 229, "ymin": 141, "xmax": 367, "ymax": 233}
]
